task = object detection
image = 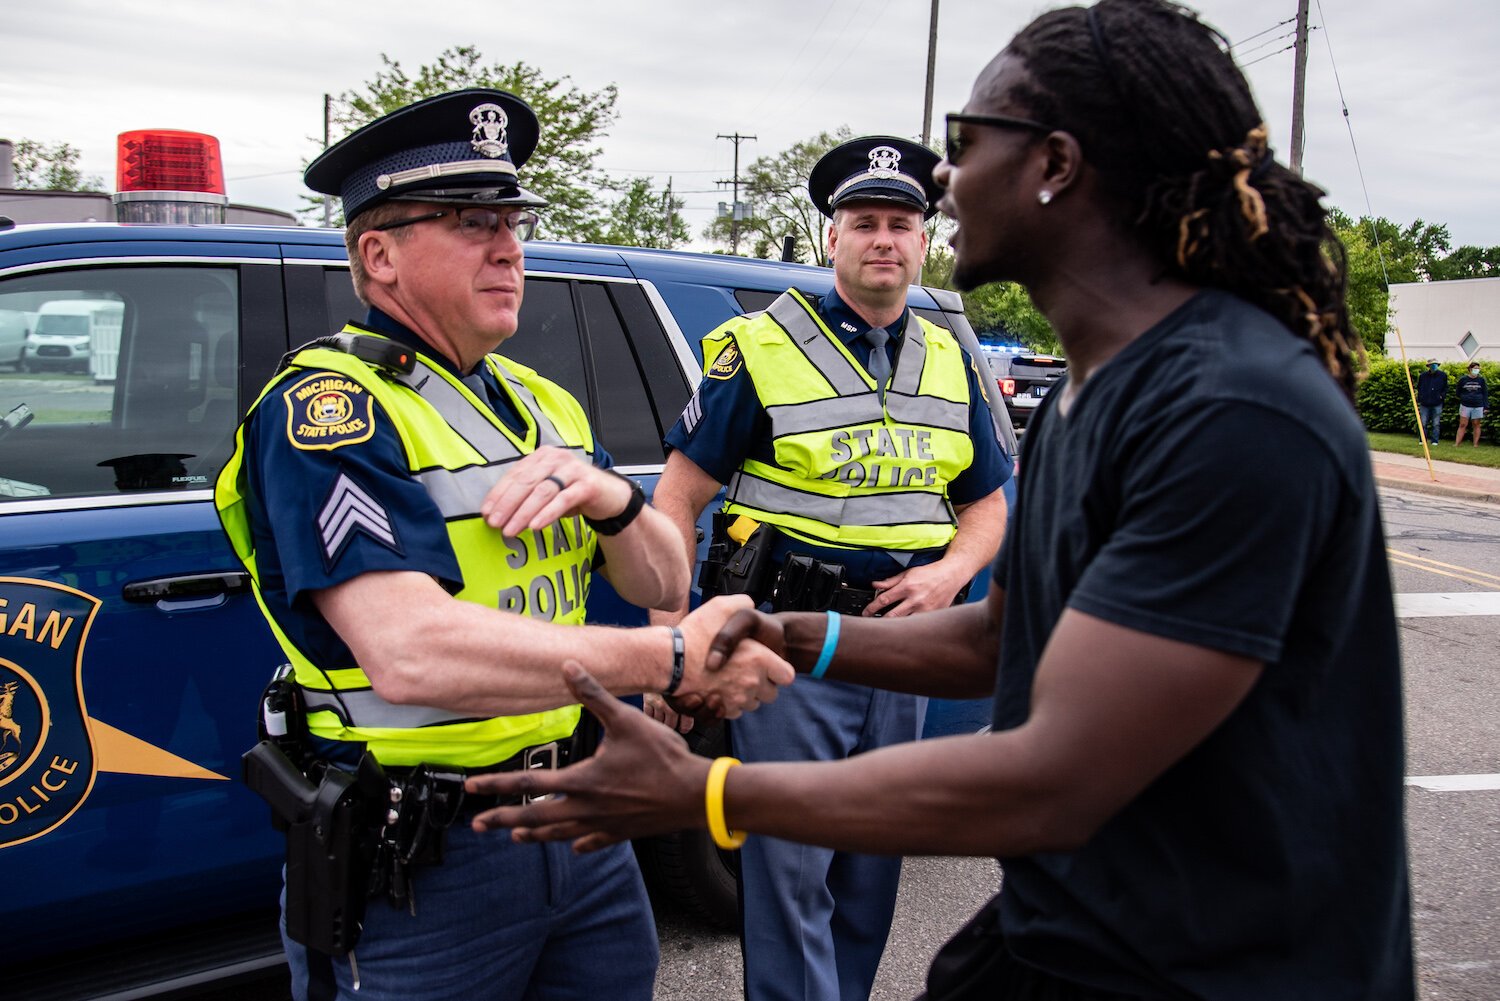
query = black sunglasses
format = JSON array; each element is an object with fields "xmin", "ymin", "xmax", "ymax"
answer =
[
  {"xmin": 373, "ymin": 206, "xmax": 540, "ymax": 242},
  {"xmin": 945, "ymin": 112, "xmax": 1057, "ymax": 165}
]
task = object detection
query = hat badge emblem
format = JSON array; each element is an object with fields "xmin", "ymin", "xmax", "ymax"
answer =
[
  {"xmin": 867, "ymin": 146, "xmax": 902, "ymax": 177},
  {"xmin": 470, "ymin": 103, "xmax": 510, "ymax": 159}
]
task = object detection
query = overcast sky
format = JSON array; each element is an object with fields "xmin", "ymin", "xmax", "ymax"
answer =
[{"xmin": 6, "ymin": 0, "xmax": 1498, "ymax": 249}]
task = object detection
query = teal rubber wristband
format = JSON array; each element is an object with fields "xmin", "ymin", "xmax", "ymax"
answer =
[{"xmin": 810, "ymin": 610, "xmax": 840, "ymax": 679}]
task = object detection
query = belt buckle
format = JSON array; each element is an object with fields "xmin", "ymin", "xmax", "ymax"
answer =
[{"xmin": 522, "ymin": 741, "xmax": 560, "ymax": 804}]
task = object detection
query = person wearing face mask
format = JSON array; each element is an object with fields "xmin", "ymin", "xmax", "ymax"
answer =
[
  {"xmin": 1455, "ymin": 362, "xmax": 1488, "ymax": 445},
  {"xmin": 1415, "ymin": 359, "xmax": 1447, "ymax": 443}
]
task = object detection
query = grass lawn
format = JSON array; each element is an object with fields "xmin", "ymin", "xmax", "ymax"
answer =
[{"xmin": 1368, "ymin": 432, "xmax": 1500, "ymax": 469}]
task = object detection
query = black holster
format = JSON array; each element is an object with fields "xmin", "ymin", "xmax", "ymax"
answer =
[
  {"xmin": 699, "ymin": 513, "xmax": 778, "ymax": 602},
  {"xmin": 242, "ymin": 740, "xmax": 378, "ymax": 956}
]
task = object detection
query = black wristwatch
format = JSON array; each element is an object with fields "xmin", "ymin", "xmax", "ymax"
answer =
[{"xmin": 586, "ymin": 471, "xmax": 645, "ymax": 535}]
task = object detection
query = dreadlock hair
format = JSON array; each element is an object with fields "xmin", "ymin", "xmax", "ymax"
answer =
[{"xmin": 1006, "ymin": 0, "xmax": 1364, "ymax": 396}]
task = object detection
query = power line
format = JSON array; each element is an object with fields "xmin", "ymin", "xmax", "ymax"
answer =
[
  {"xmin": 750, "ymin": 0, "xmax": 875, "ymax": 127},
  {"xmin": 740, "ymin": 0, "xmax": 849, "ymax": 125},
  {"xmin": 1231, "ymin": 17, "xmax": 1295, "ymax": 48},
  {"xmin": 1241, "ymin": 41, "xmax": 1296, "ymax": 68},
  {"xmin": 1235, "ymin": 27, "xmax": 1297, "ymax": 60},
  {"xmin": 1315, "ymin": 0, "xmax": 1391, "ymax": 289}
]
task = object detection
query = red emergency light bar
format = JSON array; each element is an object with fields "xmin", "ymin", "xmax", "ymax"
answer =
[{"xmin": 116, "ymin": 130, "xmax": 225, "ymax": 195}]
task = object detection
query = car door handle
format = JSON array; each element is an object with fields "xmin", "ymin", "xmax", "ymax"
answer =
[{"xmin": 122, "ymin": 571, "xmax": 252, "ymax": 603}]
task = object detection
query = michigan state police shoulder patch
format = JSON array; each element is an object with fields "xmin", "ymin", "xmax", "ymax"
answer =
[
  {"xmin": 706, "ymin": 339, "xmax": 743, "ymax": 381},
  {"xmin": 283, "ymin": 372, "xmax": 377, "ymax": 451}
]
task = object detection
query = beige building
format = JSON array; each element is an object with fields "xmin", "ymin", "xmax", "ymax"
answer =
[{"xmin": 1388, "ymin": 276, "xmax": 1499, "ymax": 363}]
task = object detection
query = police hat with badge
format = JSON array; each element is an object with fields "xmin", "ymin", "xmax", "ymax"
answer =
[
  {"xmin": 808, "ymin": 136, "xmax": 942, "ymax": 221},
  {"xmin": 306, "ymin": 88, "xmax": 547, "ymax": 222}
]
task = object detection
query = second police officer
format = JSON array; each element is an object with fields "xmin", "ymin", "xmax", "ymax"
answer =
[
  {"xmin": 216, "ymin": 89, "xmax": 792, "ymax": 1001},
  {"xmin": 648, "ymin": 136, "xmax": 1011, "ymax": 1001}
]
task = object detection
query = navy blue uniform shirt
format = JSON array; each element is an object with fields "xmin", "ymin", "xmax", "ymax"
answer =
[{"xmin": 665, "ymin": 288, "xmax": 1010, "ymax": 586}]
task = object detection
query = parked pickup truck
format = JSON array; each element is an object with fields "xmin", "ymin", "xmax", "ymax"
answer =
[{"xmin": 0, "ymin": 220, "xmax": 1013, "ymax": 999}]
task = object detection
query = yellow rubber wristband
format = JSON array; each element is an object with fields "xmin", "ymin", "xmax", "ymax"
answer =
[{"xmin": 705, "ymin": 756, "xmax": 747, "ymax": 850}]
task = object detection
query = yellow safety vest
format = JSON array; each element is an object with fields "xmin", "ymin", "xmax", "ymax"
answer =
[
  {"xmin": 216, "ymin": 326, "xmax": 597, "ymax": 768},
  {"xmin": 708, "ymin": 290, "xmax": 973, "ymax": 551}
]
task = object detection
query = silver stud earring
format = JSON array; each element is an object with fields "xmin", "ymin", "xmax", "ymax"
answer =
[{"xmin": 1038, "ymin": 190, "xmax": 1053, "ymax": 205}]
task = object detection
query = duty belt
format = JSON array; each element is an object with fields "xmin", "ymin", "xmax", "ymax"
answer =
[
  {"xmin": 766, "ymin": 553, "xmax": 873, "ymax": 614},
  {"xmin": 381, "ymin": 739, "xmax": 570, "ymax": 819}
]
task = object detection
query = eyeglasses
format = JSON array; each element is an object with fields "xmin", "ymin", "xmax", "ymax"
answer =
[
  {"xmin": 374, "ymin": 206, "xmax": 540, "ymax": 243},
  {"xmin": 944, "ymin": 112, "xmax": 1057, "ymax": 165}
]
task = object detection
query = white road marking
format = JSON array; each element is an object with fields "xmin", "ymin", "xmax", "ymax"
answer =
[
  {"xmin": 1394, "ymin": 592, "xmax": 1500, "ymax": 617},
  {"xmin": 1406, "ymin": 774, "xmax": 1500, "ymax": 792}
]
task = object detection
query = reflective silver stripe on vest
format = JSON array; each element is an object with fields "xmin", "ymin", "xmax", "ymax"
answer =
[
  {"xmin": 386, "ymin": 354, "xmax": 587, "ymax": 518},
  {"xmin": 766, "ymin": 390, "xmax": 967, "ymax": 437},
  {"xmin": 415, "ymin": 450, "xmax": 590, "ymax": 520},
  {"xmin": 765, "ymin": 394, "xmax": 885, "ymax": 436},
  {"xmin": 766, "ymin": 294, "xmax": 869, "ymax": 396},
  {"xmin": 883, "ymin": 391, "xmax": 969, "ymax": 433},
  {"xmin": 396, "ymin": 359, "xmax": 525, "ymax": 461},
  {"xmin": 300, "ymin": 686, "xmax": 480, "ymax": 728},
  {"xmin": 492, "ymin": 358, "xmax": 569, "ymax": 448},
  {"xmin": 727, "ymin": 470, "xmax": 955, "ymax": 526}
]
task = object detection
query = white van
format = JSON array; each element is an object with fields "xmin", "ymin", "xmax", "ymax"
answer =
[{"xmin": 23, "ymin": 299, "xmax": 124, "ymax": 375}]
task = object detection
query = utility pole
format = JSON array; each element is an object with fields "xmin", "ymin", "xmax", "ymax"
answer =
[
  {"xmin": 717, "ymin": 132, "xmax": 756, "ymax": 256},
  {"xmin": 1289, "ymin": 0, "xmax": 1311, "ymax": 176},
  {"xmin": 323, "ymin": 94, "xmax": 334, "ymax": 226},
  {"xmin": 662, "ymin": 177, "xmax": 674, "ymax": 246},
  {"xmin": 921, "ymin": 0, "xmax": 940, "ymax": 148}
]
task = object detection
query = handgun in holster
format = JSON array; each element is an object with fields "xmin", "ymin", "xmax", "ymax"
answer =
[
  {"xmin": 243, "ymin": 667, "xmax": 381, "ymax": 956},
  {"xmin": 242, "ymin": 740, "xmax": 381, "ymax": 956},
  {"xmin": 699, "ymin": 513, "xmax": 778, "ymax": 602}
]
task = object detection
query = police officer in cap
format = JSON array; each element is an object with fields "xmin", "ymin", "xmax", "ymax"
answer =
[
  {"xmin": 646, "ymin": 135, "xmax": 1010, "ymax": 1001},
  {"xmin": 216, "ymin": 88, "xmax": 792, "ymax": 1001}
]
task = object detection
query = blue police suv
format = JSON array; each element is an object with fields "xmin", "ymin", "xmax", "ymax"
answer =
[{"xmin": 0, "ymin": 219, "xmax": 1013, "ymax": 999}]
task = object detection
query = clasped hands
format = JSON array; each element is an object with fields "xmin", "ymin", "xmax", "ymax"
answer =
[{"xmin": 465, "ymin": 603, "xmax": 791, "ymax": 850}]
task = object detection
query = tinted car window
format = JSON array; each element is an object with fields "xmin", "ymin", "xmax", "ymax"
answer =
[
  {"xmin": 578, "ymin": 282, "xmax": 662, "ymax": 464},
  {"xmin": 0, "ymin": 267, "xmax": 239, "ymax": 499},
  {"xmin": 504, "ymin": 278, "xmax": 589, "ymax": 409}
]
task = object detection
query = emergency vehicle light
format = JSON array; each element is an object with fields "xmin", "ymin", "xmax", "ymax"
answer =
[
  {"xmin": 112, "ymin": 130, "xmax": 229, "ymax": 224},
  {"xmin": 116, "ymin": 130, "xmax": 225, "ymax": 194}
]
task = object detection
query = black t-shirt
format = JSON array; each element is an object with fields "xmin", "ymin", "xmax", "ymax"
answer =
[{"xmin": 990, "ymin": 291, "xmax": 1413, "ymax": 999}]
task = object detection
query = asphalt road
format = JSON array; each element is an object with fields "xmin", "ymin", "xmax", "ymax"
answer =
[
  {"xmin": 206, "ymin": 485, "xmax": 1500, "ymax": 1001},
  {"xmin": 1382, "ymin": 488, "xmax": 1500, "ymax": 1000}
]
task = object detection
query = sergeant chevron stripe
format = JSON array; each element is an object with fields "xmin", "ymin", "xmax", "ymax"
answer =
[
  {"xmin": 319, "ymin": 472, "xmax": 399, "ymax": 562},
  {"xmin": 681, "ymin": 388, "xmax": 705, "ymax": 434}
]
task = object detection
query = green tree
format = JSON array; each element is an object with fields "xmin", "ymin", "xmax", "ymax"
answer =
[
  {"xmin": 1433, "ymin": 243, "xmax": 1500, "ymax": 280},
  {"xmin": 309, "ymin": 47, "xmax": 620, "ymax": 241},
  {"xmin": 703, "ymin": 128, "xmax": 852, "ymax": 263},
  {"xmin": 1328, "ymin": 210, "xmax": 1500, "ymax": 355},
  {"xmin": 8, "ymin": 139, "xmax": 104, "ymax": 192},
  {"xmin": 596, "ymin": 177, "xmax": 689, "ymax": 250}
]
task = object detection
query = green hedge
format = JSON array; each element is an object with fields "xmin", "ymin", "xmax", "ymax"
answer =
[{"xmin": 1357, "ymin": 359, "xmax": 1496, "ymax": 435}]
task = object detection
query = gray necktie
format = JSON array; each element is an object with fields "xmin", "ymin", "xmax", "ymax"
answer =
[
  {"xmin": 864, "ymin": 327, "xmax": 891, "ymax": 402},
  {"xmin": 462, "ymin": 373, "xmax": 490, "ymax": 405}
]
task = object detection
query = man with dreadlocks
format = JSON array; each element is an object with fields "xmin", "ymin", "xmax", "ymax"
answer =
[{"xmin": 463, "ymin": 2, "xmax": 1416, "ymax": 998}]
